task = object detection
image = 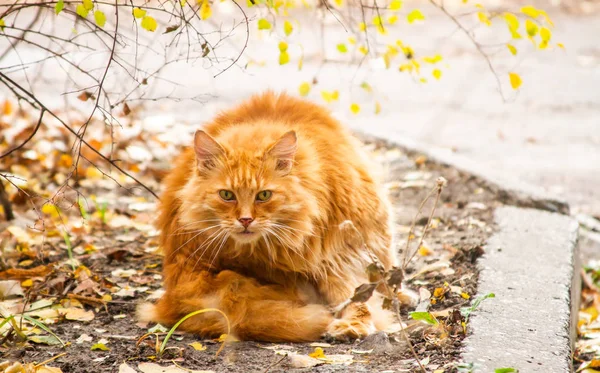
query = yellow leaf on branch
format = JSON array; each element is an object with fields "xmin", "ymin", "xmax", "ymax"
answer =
[{"xmin": 509, "ymin": 72, "xmax": 522, "ymax": 90}]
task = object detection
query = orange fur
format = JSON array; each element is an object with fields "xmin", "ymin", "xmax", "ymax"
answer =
[{"xmin": 139, "ymin": 92, "xmax": 398, "ymax": 342}]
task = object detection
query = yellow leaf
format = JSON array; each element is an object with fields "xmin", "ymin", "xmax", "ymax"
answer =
[
  {"xmin": 540, "ymin": 26, "xmax": 551, "ymax": 42},
  {"xmin": 82, "ymin": 0, "xmax": 94, "ymax": 11},
  {"xmin": 278, "ymin": 41, "xmax": 288, "ymax": 52},
  {"xmin": 279, "ymin": 51, "xmax": 290, "ymax": 65},
  {"xmin": 336, "ymin": 43, "xmax": 347, "ymax": 53},
  {"xmin": 390, "ymin": 0, "xmax": 402, "ymax": 10},
  {"xmin": 189, "ymin": 342, "xmax": 207, "ymax": 351},
  {"xmin": 422, "ymin": 54, "xmax": 442, "ymax": 64},
  {"xmin": 297, "ymin": 56, "xmax": 303, "ymax": 70},
  {"xmin": 309, "ymin": 347, "xmax": 326, "ymax": 359},
  {"xmin": 21, "ymin": 279, "xmax": 34, "ymax": 287},
  {"xmin": 477, "ymin": 12, "xmax": 491, "ymax": 26},
  {"xmin": 407, "ymin": 9, "xmax": 424, "ymax": 24},
  {"xmin": 94, "ymin": 10, "xmax": 106, "ymax": 27},
  {"xmin": 258, "ymin": 18, "xmax": 271, "ymax": 30},
  {"xmin": 508, "ymin": 72, "xmax": 522, "ymax": 89},
  {"xmin": 461, "ymin": 292, "xmax": 470, "ymax": 299},
  {"xmin": 525, "ymin": 19, "xmax": 538, "ymax": 37},
  {"xmin": 200, "ymin": 0, "xmax": 212, "ymax": 20},
  {"xmin": 283, "ymin": 20, "xmax": 293, "ymax": 36},
  {"xmin": 360, "ymin": 81, "xmax": 372, "ymax": 92},
  {"xmin": 298, "ymin": 82, "xmax": 310, "ymax": 96},
  {"xmin": 418, "ymin": 245, "xmax": 432, "ymax": 256},
  {"xmin": 388, "ymin": 15, "xmax": 398, "ymax": 24},
  {"xmin": 42, "ymin": 203, "xmax": 61, "ymax": 218},
  {"xmin": 348, "ymin": 37, "xmax": 356, "ymax": 45},
  {"xmin": 358, "ymin": 22, "xmax": 366, "ymax": 32},
  {"xmin": 333, "ymin": 0, "xmax": 342, "ymax": 6},
  {"xmin": 474, "ymin": 3, "xmax": 483, "ymax": 8},
  {"xmin": 374, "ymin": 101, "xmax": 381, "ymax": 114},
  {"xmin": 350, "ymin": 103, "xmax": 360, "ymax": 114},
  {"xmin": 521, "ymin": 5, "xmax": 540, "ymax": 18},
  {"xmin": 76, "ymin": 4, "xmax": 89, "ymax": 17},
  {"xmin": 557, "ymin": 42, "xmax": 565, "ymax": 49},
  {"xmin": 91, "ymin": 343, "xmax": 109, "ymax": 351},
  {"xmin": 503, "ymin": 13, "xmax": 519, "ymax": 31},
  {"xmin": 320, "ymin": 90, "xmax": 338, "ymax": 103},
  {"xmin": 141, "ymin": 15, "xmax": 157, "ymax": 32},
  {"xmin": 506, "ymin": 43, "xmax": 517, "ymax": 55},
  {"xmin": 510, "ymin": 28, "xmax": 522, "ymax": 39},
  {"xmin": 133, "ymin": 7, "xmax": 146, "ymax": 18},
  {"xmin": 358, "ymin": 46, "xmax": 368, "ymax": 55},
  {"xmin": 539, "ymin": 40, "xmax": 548, "ymax": 50},
  {"xmin": 432, "ymin": 68, "xmax": 442, "ymax": 80},
  {"xmin": 181, "ymin": 0, "xmax": 187, "ymax": 6}
]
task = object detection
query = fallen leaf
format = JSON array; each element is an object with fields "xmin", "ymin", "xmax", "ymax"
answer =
[
  {"xmin": 309, "ymin": 347, "xmax": 326, "ymax": 359},
  {"xmin": 91, "ymin": 342, "xmax": 109, "ymax": 351},
  {"xmin": 0, "ymin": 280, "xmax": 24, "ymax": 299},
  {"xmin": 119, "ymin": 363, "xmax": 138, "ymax": 373},
  {"xmin": 189, "ymin": 341, "xmax": 207, "ymax": 351},
  {"xmin": 310, "ymin": 342, "xmax": 332, "ymax": 348},
  {"xmin": 65, "ymin": 308, "xmax": 95, "ymax": 321},
  {"xmin": 76, "ymin": 334, "xmax": 93, "ymax": 344},
  {"xmin": 289, "ymin": 355, "xmax": 323, "ymax": 368},
  {"xmin": 138, "ymin": 362, "xmax": 215, "ymax": 373}
]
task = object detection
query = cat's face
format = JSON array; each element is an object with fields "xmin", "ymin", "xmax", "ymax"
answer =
[{"xmin": 179, "ymin": 129, "xmax": 314, "ymax": 249}]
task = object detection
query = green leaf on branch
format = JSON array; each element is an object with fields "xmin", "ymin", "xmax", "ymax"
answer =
[
  {"xmin": 336, "ymin": 43, "xmax": 348, "ymax": 53},
  {"xmin": 83, "ymin": 0, "xmax": 94, "ymax": 11},
  {"xmin": 409, "ymin": 311, "xmax": 439, "ymax": 325},
  {"xmin": 76, "ymin": 4, "xmax": 89, "ymax": 18},
  {"xmin": 55, "ymin": 0, "xmax": 65, "ymax": 15},
  {"xmin": 141, "ymin": 16, "xmax": 157, "ymax": 32},
  {"xmin": 94, "ymin": 10, "xmax": 106, "ymax": 27}
]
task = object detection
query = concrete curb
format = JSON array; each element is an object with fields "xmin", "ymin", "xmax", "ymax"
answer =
[
  {"xmin": 352, "ymin": 129, "xmax": 580, "ymax": 372},
  {"xmin": 350, "ymin": 127, "xmax": 570, "ymax": 215},
  {"xmin": 462, "ymin": 207, "xmax": 580, "ymax": 372}
]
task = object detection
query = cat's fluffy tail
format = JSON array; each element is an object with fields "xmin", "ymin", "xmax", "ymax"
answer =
[{"xmin": 136, "ymin": 270, "xmax": 333, "ymax": 342}]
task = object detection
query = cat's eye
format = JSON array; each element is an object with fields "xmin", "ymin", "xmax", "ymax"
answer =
[
  {"xmin": 256, "ymin": 190, "xmax": 272, "ymax": 202},
  {"xmin": 219, "ymin": 190, "xmax": 236, "ymax": 201}
]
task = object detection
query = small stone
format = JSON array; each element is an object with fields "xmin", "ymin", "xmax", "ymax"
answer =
[{"xmin": 357, "ymin": 331, "xmax": 393, "ymax": 354}]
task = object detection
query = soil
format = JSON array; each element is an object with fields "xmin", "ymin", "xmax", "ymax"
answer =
[{"xmin": 1, "ymin": 138, "xmax": 506, "ymax": 373}]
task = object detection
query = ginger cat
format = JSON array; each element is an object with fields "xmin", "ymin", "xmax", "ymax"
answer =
[{"xmin": 138, "ymin": 92, "xmax": 403, "ymax": 342}]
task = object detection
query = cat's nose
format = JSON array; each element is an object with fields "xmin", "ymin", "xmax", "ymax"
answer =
[{"xmin": 238, "ymin": 217, "xmax": 254, "ymax": 228}]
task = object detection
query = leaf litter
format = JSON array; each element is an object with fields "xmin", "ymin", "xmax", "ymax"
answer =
[{"xmin": 0, "ymin": 103, "xmax": 526, "ymax": 372}]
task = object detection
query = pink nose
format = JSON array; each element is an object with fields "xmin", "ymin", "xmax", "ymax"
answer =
[{"xmin": 238, "ymin": 217, "xmax": 254, "ymax": 228}]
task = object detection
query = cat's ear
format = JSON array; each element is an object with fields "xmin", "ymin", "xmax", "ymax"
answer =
[
  {"xmin": 194, "ymin": 130, "xmax": 225, "ymax": 172},
  {"xmin": 267, "ymin": 131, "xmax": 297, "ymax": 174}
]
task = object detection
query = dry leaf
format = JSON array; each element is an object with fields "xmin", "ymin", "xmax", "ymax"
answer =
[{"xmin": 289, "ymin": 355, "xmax": 323, "ymax": 368}]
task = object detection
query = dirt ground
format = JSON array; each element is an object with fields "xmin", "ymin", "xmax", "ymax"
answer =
[{"xmin": 0, "ymin": 135, "xmax": 511, "ymax": 373}]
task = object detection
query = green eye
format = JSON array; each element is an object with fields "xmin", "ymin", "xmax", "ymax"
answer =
[
  {"xmin": 219, "ymin": 190, "xmax": 236, "ymax": 201},
  {"xmin": 256, "ymin": 190, "xmax": 272, "ymax": 202}
]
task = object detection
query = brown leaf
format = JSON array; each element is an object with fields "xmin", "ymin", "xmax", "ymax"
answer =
[
  {"xmin": 351, "ymin": 283, "xmax": 377, "ymax": 303},
  {"xmin": 122, "ymin": 103, "xmax": 131, "ymax": 116},
  {"xmin": 0, "ymin": 265, "xmax": 52, "ymax": 280},
  {"xmin": 77, "ymin": 91, "xmax": 94, "ymax": 101},
  {"xmin": 386, "ymin": 267, "xmax": 404, "ymax": 288}
]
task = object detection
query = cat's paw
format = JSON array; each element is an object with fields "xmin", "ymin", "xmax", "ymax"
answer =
[
  {"xmin": 325, "ymin": 302, "xmax": 376, "ymax": 341},
  {"xmin": 326, "ymin": 318, "xmax": 376, "ymax": 341}
]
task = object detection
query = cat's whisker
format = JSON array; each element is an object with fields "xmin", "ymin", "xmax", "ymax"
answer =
[
  {"xmin": 169, "ymin": 219, "xmax": 221, "ymax": 236},
  {"xmin": 269, "ymin": 223, "xmax": 316, "ymax": 237},
  {"xmin": 168, "ymin": 225, "xmax": 221, "ymax": 259},
  {"xmin": 189, "ymin": 228, "xmax": 227, "ymax": 272},
  {"xmin": 208, "ymin": 232, "xmax": 231, "ymax": 270}
]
